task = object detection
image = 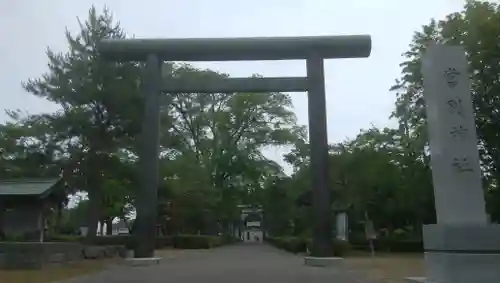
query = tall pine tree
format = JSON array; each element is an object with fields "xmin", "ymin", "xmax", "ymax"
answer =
[{"xmin": 23, "ymin": 6, "xmax": 143, "ymax": 239}]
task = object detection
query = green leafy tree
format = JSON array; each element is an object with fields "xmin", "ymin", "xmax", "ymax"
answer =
[
  {"xmin": 162, "ymin": 65, "xmax": 305, "ymax": 231},
  {"xmin": 21, "ymin": 6, "xmax": 143, "ymax": 239},
  {"xmin": 390, "ymin": 0, "xmax": 500, "ymax": 221}
]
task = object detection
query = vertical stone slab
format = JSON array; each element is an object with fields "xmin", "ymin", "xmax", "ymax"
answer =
[
  {"xmin": 421, "ymin": 42, "xmax": 487, "ymax": 225},
  {"xmin": 409, "ymin": 42, "xmax": 500, "ymax": 283}
]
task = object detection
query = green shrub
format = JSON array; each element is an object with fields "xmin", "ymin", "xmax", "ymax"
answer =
[
  {"xmin": 2, "ymin": 231, "xmax": 50, "ymax": 242},
  {"xmin": 47, "ymin": 234, "xmax": 84, "ymax": 243},
  {"xmin": 268, "ymin": 236, "xmax": 350, "ymax": 256},
  {"xmin": 332, "ymin": 239, "xmax": 350, "ymax": 256},
  {"xmin": 41, "ymin": 234, "xmax": 175, "ymax": 250},
  {"xmin": 44, "ymin": 234, "xmax": 245, "ymax": 250},
  {"xmin": 172, "ymin": 235, "xmax": 223, "ymax": 249},
  {"xmin": 305, "ymin": 238, "xmax": 349, "ymax": 256},
  {"xmin": 266, "ymin": 236, "xmax": 308, "ymax": 253},
  {"xmin": 265, "ymin": 236, "xmax": 284, "ymax": 249},
  {"xmin": 155, "ymin": 236, "xmax": 173, "ymax": 249},
  {"xmin": 88, "ymin": 235, "xmax": 174, "ymax": 250},
  {"xmin": 350, "ymin": 236, "xmax": 423, "ymax": 253},
  {"xmin": 270, "ymin": 234, "xmax": 422, "ymax": 255},
  {"xmin": 90, "ymin": 235, "xmax": 136, "ymax": 249},
  {"xmin": 283, "ymin": 236, "xmax": 307, "ymax": 253},
  {"xmin": 384, "ymin": 239, "xmax": 423, "ymax": 252},
  {"xmin": 220, "ymin": 234, "xmax": 241, "ymax": 244}
]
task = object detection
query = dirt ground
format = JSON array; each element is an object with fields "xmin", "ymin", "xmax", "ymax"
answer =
[
  {"xmin": 0, "ymin": 258, "xmax": 121, "ymax": 283},
  {"xmin": 0, "ymin": 248, "xmax": 202, "ymax": 283},
  {"xmin": 344, "ymin": 252, "xmax": 425, "ymax": 283}
]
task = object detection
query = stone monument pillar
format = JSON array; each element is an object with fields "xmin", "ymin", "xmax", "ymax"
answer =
[
  {"xmin": 407, "ymin": 42, "xmax": 500, "ymax": 283},
  {"xmin": 335, "ymin": 212, "xmax": 348, "ymax": 241}
]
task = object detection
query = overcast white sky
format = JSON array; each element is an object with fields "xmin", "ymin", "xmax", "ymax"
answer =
[{"xmin": 1, "ymin": 0, "xmax": 466, "ymax": 168}]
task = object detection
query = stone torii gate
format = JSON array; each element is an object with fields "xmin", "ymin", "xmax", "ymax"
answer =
[{"xmin": 97, "ymin": 35, "xmax": 371, "ymax": 260}]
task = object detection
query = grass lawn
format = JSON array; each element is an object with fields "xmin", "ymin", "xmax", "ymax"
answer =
[
  {"xmin": 344, "ymin": 252, "xmax": 424, "ymax": 283},
  {"xmin": 0, "ymin": 258, "xmax": 121, "ymax": 283}
]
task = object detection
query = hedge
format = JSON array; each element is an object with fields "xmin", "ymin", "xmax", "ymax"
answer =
[
  {"xmin": 45, "ymin": 234, "xmax": 239, "ymax": 250},
  {"xmin": 46, "ymin": 234, "xmax": 84, "ymax": 243},
  {"xmin": 173, "ymin": 235, "xmax": 216, "ymax": 249},
  {"xmin": 349, "ymin": 237, "xmax": 423, "ymax": 253},
  {"xmin": 46, "ymin": 235, "xmax": 171, "ymax": 249},
  {"xmin": 266, "ymin": 236, "xmax": 350, "ymax": 257},
  {"xmin": 266, "ymin": 236, "xmax": 306, "ymax": 253},
  {"xmin": 172, "ymin": 235, "xmax": 240, "ymax": 249}
]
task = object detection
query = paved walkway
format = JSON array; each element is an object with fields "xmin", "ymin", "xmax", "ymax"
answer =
[{"xmin": 60, "ymin": 243, "xmax": 372, "ymax": 283}]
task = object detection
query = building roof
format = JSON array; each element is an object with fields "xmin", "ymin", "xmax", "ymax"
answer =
[{"xmin": 0, "ymin": 178, "xmax": 62, "ymax": 198}]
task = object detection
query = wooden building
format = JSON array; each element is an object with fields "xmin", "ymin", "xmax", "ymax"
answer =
[{"xmin": 0, "ymin": 178, "xmax": 66, "ymax": 242}]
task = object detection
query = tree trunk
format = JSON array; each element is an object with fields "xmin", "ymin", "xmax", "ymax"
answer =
[
  {"xmin": 105, "ymin": 217, "xmax": 113, "ymax": 235},
  {"xmin": 53, "ymin": 202, "xmax": 64, "ymax": 234},
  {"xmin": 0, "ymin": 202, "xmax": 5, "ymax": 240},
  {"xmin": 99, "ymin": 220, "xmax": 104, "ymax": 236},
  {"xmin": 85, "ymin": 189, "xmax": 101, "ymax": 242}
]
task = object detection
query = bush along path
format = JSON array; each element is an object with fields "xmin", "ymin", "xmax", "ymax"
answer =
[
  {"xmin": 46, "ymin": 234, "xmax": 241, "ymax": 251},
  {"xmin": 265, "ymin": 235, "xmax": 423, "ymax": 257},
  {"xmin": 266, "ymin": 236, "xmax": 350, "ymax": 257}
]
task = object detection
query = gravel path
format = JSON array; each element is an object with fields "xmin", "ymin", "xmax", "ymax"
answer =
[{"xmin": 58, "ymin": 243, "xmax": 373, "ymax": 283}]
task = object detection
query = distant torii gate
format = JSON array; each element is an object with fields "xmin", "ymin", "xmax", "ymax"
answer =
[{"xmin": 97, "ymin": 35, "xmax": 371, "ymax": 259}]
